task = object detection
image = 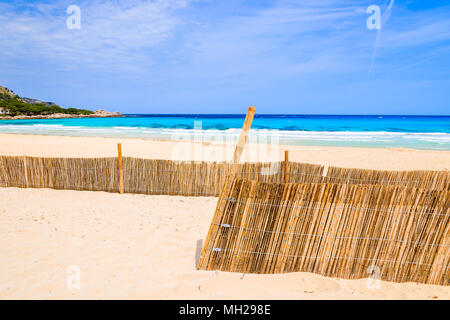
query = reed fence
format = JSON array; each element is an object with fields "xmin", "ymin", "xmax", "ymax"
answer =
[
  {"xmin": 0, "ymin": 156, "xmax": 448, "ymax": 196},
  {"xmin": 1, "ymin": 155, "xmax": 448, "ymax": 284},
  {"xmin": 198, "ymin": 177, "xmax": 449, "ymax": 285}
]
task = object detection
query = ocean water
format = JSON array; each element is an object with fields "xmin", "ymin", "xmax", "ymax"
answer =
[{"xmin": 0, "ymin": 114, "xmax": 449, "ymax": 150}]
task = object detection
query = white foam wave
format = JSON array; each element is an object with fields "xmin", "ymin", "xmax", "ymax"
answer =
[{"xmin": 0, "ymin": 124, "xmax": 449, "ymax": 149}]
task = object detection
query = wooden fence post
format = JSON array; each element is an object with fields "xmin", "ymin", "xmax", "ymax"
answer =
[
  {"xmin": 231, "ymin": 106, "xmax": 256, "ymax": 175},
  {"xmin": 23, "ymin": 156, "xmax": 29, "ymax": 188},
  {"xmin": 284, "ymin": 150, "xmax": 289, "ymax": 183},
  {"xmin": 117, "ymin": 143, "xmax": 124, "ymax": 194},
  {"xmin": 0, "ymin": 157, "xmax": 7, "ymax": 187}
]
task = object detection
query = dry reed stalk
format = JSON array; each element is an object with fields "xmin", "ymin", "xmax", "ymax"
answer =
[{"xmin": 284, "ymin": 151, "xmax": 289, "ymax": 183}]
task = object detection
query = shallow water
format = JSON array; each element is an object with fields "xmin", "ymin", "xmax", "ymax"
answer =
[{"xmin": 1, "ymin": 114, "xmax": 449, "ymax": 150}]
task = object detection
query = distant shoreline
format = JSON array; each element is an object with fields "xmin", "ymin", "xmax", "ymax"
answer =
[{"xmin": 0, "ymin": 110, "xmax": 123, "ymax": 120}]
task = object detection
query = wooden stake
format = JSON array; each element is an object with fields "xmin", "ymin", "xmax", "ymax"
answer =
[
  {"xmin": 231, "ymin": 106, "xmax": 256, "ymax": 175},
  {"xmin": 0, "ymin": 158, "xmax": 7, "ymax": 187},
  {"xmin": 23, "ymin": 156, "xmax": 28, "ymax": 188},
  {"xmin": 117, "ymin": 143, "xmax": 124, "ymax": 194},
  {"xmin": 284, "ymin": 150, "xmax": 289, "ymax": 183}
]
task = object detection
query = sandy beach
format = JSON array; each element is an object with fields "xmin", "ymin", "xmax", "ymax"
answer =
[
  {"xmin": 0, "ymin": 133, "xmax": 449, "ymax": 299},
  {"xmin": 2, "ymin": 0, "xmax": 450, "ymax": 303},
  {"xmin": 1, "ymin": 187, "xmax": 449, "ymax": 300}
]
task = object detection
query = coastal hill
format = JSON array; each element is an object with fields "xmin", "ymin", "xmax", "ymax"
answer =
[
  {"xmin": 0, "ymin": 86, "xmax": 122, "ymax": 119},
  {"xmin": 0, "ymin": 86, "xmax": 16, "ymax": 98}
]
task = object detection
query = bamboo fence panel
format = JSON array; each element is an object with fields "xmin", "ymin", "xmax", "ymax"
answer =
[
  {"xmin": 0, "ymin": 156, "xmax": 448, "ymax": 196},
  {"xmin": 0, "ymin": 156, "xmax": 118, "ymax": 192},
  {"xmin": 121, "ymin": 158, "xmax": 233, "ymax": 196},
  {"xmin": 198, "ymin": 177, "xmax": 450, "ymax": 285},
  {"xmin": 120, "ymin": 159, "xmax": 323, "ymax": 196}
]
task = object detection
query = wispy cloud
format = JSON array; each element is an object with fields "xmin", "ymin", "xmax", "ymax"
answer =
[
  {"xmin": 172, "ymin": 1, "xmax": 367, "ymax": 88},
  {"xmin": 0, "ymin": 0, "xmax": 192, "ymax": 72},
  {"xmin": 2, "ymin": 0, "xmax": 449, "ymax": 78}
]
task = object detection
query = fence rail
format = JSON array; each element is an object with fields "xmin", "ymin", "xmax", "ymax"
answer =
[{"xmin": 198, "ymin": 177, "xmax": 450, "ymax": 285}]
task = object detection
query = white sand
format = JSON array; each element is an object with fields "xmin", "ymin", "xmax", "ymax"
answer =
[{"xmin": 0, "ymin": 187, "xmax": 448, "ymax": 300}]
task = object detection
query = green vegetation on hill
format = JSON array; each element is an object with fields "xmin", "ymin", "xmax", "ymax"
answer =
[
  {"xmin": 0, "ymin": 92, "xmax": 94, "ymax": 117},
  {"xmin": 0, "ymin": 86, "xmax": 16, "ymax": 97}
]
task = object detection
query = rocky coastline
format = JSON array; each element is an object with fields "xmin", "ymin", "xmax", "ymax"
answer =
[{"xmin": 0, "ymin": 110, "xmax": 123, "ymax": 120}]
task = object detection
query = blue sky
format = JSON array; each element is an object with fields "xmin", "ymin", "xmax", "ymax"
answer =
[{"xmin": 1, "ymin": 0, "xmax": 449, "ymax": 115}]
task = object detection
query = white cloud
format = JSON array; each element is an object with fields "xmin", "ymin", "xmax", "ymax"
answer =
[
  {"xmin": 174, "ymin": 2, "xmax": 367, "ymax": 83},
  {"xmin": 1, "ymin": 0, "xmax": 449, "ymax": 84},
  {"xmin": 0, "ymin": 0, "xmax": 191, "ymax": 72}
]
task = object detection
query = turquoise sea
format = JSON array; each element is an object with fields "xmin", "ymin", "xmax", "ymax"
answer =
[{"xmin": 0, "ymin": 115, "xmax": 449, "ymax": 150}]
